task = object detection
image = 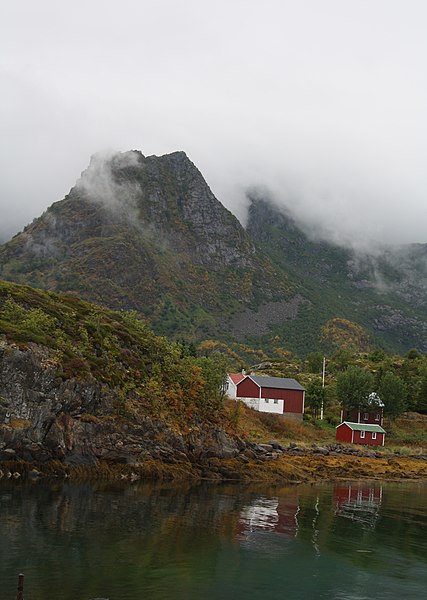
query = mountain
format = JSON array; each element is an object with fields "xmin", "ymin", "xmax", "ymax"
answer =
[
  {"xmin": 0, "ymin": 151, "xmax": 291, "ymax": 342},
  {"xmin": 0, "ymin": 150, "xmax": 426, "ymax": 356},
  {"xmin": 246, "ymin": 195, "xmax": 427, "ymax": 354}
]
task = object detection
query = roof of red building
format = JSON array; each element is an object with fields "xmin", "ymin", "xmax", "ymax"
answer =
[
  {"xmin": 249, "ymin": 375, "xmax": 305, "ymax": 391},
  {"xmin": 229, "ymin": 373, "xmax": 246, "ymax": 385},
  {"xmin": 336, "ymin": 422, "xmax": 386, "ymax": 433}
]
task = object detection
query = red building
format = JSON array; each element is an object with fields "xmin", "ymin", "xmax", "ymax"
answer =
[
  {"xmin": 341, "ymin": 393, "xmax": 384, "ymax": 426},
  {"xmin": 226, "ymin": 374, "xmax": 305, "ymax": 421},
  {"xmin": 336, "ymin": 422, "xmax": 386, "ymax": 446},
  {"xmin": 341, "ymin": 408, "xmax": 384, "ymax": 425}
]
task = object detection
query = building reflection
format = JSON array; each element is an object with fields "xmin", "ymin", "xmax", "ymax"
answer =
[
  {"xmin": 236, "ymin": 494, "xmax": 300, "ymax": 547},
  {"xmin": 333, "ymin": 482, "xmax": 383, "ymax": 527}
]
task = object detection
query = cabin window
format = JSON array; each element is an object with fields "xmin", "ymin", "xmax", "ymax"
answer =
[
  {"xmin": 372, "ymin": 432, "xmax": 377, "ymax": 440},
  {"xmin": 360, "ymin": 431, "xmax": 365, "ymax": 439},
  {"xmin": 375, "ymin": 414, "xmax": 380, "ymax": 421},
  {"xmin": 274, "ymin": 399, "xmax": 278, "ymax": 404},
  {"xmin": 363, "ymin": 413, "xmax": 369, "ymax": 420},
  {"xmin": 265, "ymin": 399, "xmax": 269, "ymax": 403}
]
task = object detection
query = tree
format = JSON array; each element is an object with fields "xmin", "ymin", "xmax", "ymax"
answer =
[
  {"xmin": 306, "ymin": 352, "xmax": 324, "ymax": 374},
  {"xmin": 336, "ymin": 366, "xmax": 374, "ymax": 411},
  {"xmin": 194, "ymin": 354, "xmax": 228, "ymax": 412},
  {"xmin": 378, "ymin": 372, "xmax": 407, "ymax": 419},
  {"xmin": 305, "ymin": 379, "xmax": 326, "ymax": 418},
  {"xmin": 330, "ymin": 348, "xmax": 353, "ymax": 373},
  {"xmin": 368, "ymin": 348, "xmax": 386, "ymax": 363}
]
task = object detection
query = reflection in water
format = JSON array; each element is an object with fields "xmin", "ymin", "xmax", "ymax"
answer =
[
  {"xmin": 333, "ymin": 483, "xmax": 382, "ymax": 528},
  {"xmin": 237, "ymin": 495, "xmax": 300, "ymax": 536},
  {"xmin": 236, "ymin": 494, "xmax": 300, "ymax": 552},
  {"xmin": 312, "ymin": 495, "xmax": 321, "ymax": 557},
  {"xmin": 0, "ymin": 480, "xmax": 426, "ymax": 600}
]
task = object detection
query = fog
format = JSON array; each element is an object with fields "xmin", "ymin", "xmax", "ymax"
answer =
[{"xmin": 1, "ymin": 1, "xmax": 427, "ymax": 249}]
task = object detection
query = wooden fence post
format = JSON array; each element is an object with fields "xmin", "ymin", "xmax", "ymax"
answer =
[{"xmin": 16, "ymin": 573, "xmax": 24, "ymax": 600}]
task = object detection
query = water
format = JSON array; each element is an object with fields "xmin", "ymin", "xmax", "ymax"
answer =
[{"xmin": 0, "ymin": 479, "xmax": 426, "ymax": 600}]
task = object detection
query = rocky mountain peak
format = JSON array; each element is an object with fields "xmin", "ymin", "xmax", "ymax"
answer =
[{"xmin": 0, "ymin": 150, "xmax": 287, "ymax": 341}]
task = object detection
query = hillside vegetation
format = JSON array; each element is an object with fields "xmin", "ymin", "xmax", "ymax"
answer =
[
  {"xmin": 0, "ymin": 280, "xmax": 226, "ymax": 429},
  {"xmin": 247, "ymin": 196, "xmax": 427, "ymax": 355},
  {"xmin": 0, "ymin": 280, "xmax": 425, "ymax": 485}
]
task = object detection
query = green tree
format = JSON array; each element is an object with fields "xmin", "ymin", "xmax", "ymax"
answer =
[
  {"xmin": 330, "ymin": 348, "xmax": 353, "ymax": 372},
  {"xmin": 378, "ymin": 372, "xmax": 408, "ymax": 419},
  {"xmin": 177, "ymin": 339, "xmax": 197, "ymax": 358},
  {"xmin": 368, "ymin": 348, "xmax": 386, "ymax": 363},
  {"xmin": 194, "ymin": 354, "xmax": 228, "ymax": 412},
  {"xmin": 336, "ymin": 366, "xmax": 374, "ymax": 411},
  {"xmin": 306, "ymin": 352, "xmax": 324, "ymax": 374},
  {"xmin": 305, "ymin": 379, "xmax": 326, "ymax": 418}
]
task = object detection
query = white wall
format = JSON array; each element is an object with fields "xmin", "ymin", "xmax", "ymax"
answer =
[
  {"xmin": 259, "ymin": 398, "xmax": 284, "ymax": 414},
  {"xmin": 239, "ymin": 397, "xmax": 284, "ymax": 414},
  {"xmin": 224, "ymin": 376, "xmax": 237, "ymax": 399},
  {"xmin": 240, "ymin": 397, "xmax": 260, "ymax": 411}
]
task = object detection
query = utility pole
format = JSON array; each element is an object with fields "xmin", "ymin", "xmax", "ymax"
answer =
[{"xmin": 320, "ymin": 357, "xmax": 326, "ymax": 420}]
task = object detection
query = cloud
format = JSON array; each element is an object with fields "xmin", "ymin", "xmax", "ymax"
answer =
[
  {"xmin": 76, "ymin": 150, "xmax": 142, "ymax": 210},
  {"xmin": 1, "ymin": 1, "xmax": 427, "ymax": 249}
]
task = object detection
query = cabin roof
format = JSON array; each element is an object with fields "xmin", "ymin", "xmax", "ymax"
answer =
[
  {"xmin": 228, "ymin": 373, "xmax": 246, "ymax": 385},
  {"xmin": 249, "ymin": 375, "xmax": 305, "ymax": 391},
  {"xmin": 337, "ymin": 422, "xmax": 386, "ymax": 433}
]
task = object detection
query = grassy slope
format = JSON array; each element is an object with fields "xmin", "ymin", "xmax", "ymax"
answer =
[{"xmin": 228, "ymin": 400, "xmax": 427, "ymax": 452}]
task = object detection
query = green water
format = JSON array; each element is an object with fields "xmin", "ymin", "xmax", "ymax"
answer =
[{"xmin": 0, "ymin": 479, "xmax": 426, "ymax": 600}]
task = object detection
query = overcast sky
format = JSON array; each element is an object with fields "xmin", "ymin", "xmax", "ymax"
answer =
[{"xmin": 1, "ymin": 0, "xmax": 426, "ymax": 248}]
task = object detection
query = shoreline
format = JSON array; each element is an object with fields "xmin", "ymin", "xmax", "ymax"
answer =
[{"xmin": 1, "ymin": 449, "xmax": 426, "ymax": 484}]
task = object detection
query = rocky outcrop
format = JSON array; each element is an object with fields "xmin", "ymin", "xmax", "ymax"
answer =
[{"xmin": 0, "ymin": 341, "xmax": 244, "ymax": 467}]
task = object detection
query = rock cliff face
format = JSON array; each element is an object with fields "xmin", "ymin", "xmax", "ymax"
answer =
[
  {"xmin": 0, "ymin": 342, "xmax": 239, "ymax": 466},
  {"xmin": 0, "ymin": 280, "xmax": 247, "ymax": 470}
]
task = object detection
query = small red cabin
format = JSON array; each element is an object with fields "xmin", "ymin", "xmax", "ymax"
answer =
[{"xmin": 336, "ymin": 422, "xmax": 386, "ymax": 446}]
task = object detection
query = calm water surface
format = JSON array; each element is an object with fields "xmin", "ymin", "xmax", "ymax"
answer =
[{"xmin": 0, "ymin": 478, "xmax": 426, "ymax": 600}]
